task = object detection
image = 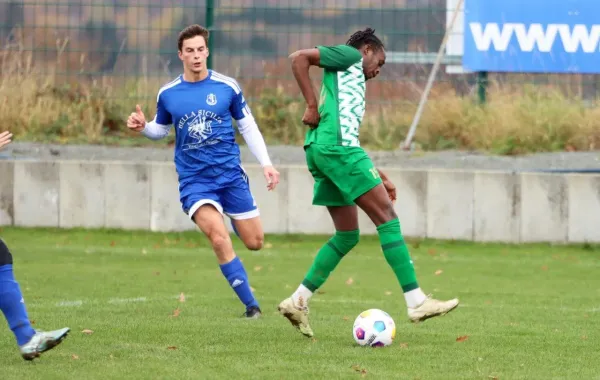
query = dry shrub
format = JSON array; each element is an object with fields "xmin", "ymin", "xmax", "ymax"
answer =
[{"xmin": 3, "ymin": 48, "xmax": 600, "ymax": 154}]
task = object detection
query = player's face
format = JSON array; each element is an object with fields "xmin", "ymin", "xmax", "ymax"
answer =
[
  {"xmin": 362, "ymin": 46, "xmax": 386, "ymax": 81},
  {"xmin": 179, "ymin": 35, "xmax": 209, "ymax": 74}
]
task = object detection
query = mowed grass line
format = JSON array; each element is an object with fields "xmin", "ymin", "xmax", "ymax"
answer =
[{"xmin": 0, "ymin": 227, "xmax": 599, "ymax": 380}]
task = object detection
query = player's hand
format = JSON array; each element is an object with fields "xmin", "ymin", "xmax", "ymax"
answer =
[
  {"xmin": 263, "ymin": 165, "xmax": 280, "ymax": 191},
  {"xmin": 381, "ymin": 177, "xmax": 396, "ymax": 204},
  {"xmin": 302, "ymin": 105, "xmax": 320, "ymax": 129},
  {"xmin": 127, "ymin": 105, "xmax": 147, "ymax": 132},
  {"xmin": 0, "ymin": 131, "xmax": 13, "ymax": 150}
]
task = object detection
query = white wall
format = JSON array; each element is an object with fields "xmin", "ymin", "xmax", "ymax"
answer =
[{"xmin": 1, "ymin": 159, "xmax": 599, "ymax": 243}]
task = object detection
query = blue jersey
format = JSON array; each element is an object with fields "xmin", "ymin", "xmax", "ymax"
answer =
[{"xmin": 154, "ymin": 70, "xmax": 251, "ymax": 184}]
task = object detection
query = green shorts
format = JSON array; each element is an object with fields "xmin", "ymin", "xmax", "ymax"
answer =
[{"xmin": 305, "ymin": 143, "xmax": 382, "ymax": 206}]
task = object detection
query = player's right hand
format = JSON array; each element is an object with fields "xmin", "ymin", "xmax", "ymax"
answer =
[
  {"xmin": 127, "ymin": 105, "xmax": 147, "ymax": 132},
  {"xmin": 302, "ymin": 105, "xmax": 320, "ymax": 129},
  {"xmin": 0, "ymin": 131, "xmax": 13, "ymax": 150}
]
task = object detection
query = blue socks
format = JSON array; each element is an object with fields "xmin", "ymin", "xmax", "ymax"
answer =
[
  {"xmin": 0, "ymin": 265, "xmax": 35, "ymax": 346},
  {"xmin": 220, "ymin": 256, "xmax": 258, "ymax": 310}
]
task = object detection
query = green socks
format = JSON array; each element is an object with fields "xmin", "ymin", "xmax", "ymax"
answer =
[
  {"xmin": 301, "ymin": 229, "xmax": 360, "ymax": 291},
  {"xmin": 377, "ymin": 218, "xmax": 419, "ymax": 292}
]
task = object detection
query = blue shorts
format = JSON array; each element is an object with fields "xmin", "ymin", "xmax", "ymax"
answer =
[{"xmin": 180, "ymin": 167, "xmax": 259, "ymax": 221}]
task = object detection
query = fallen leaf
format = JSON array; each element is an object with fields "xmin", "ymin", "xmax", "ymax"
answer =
[
  {"xmin": 254, "ymin": 265, "xmax": 262, "ymax": 271},
  {"xmin": 485, "ymin": 300, "xmax": 492, "ymax": 305},
  {"xmin": 311, "ymin": 338, "xmax": 317, "ymax": 343},
  {"xmin": 110, "ymin": 241, "xmax": 116, "ymax": 247},
  {"xmin": 400, "ymin": 342, "xmax": 409, "ymax": 348},
  {"xmin": 167, "ymin": 346, "xmax": 177, "ymax": 350},
  {"xmin": 154, "ymin": 271, "xmax": 160, "ymax": 276},
  {"xmin": 178, "ymin": 293, "xmax": 186, "ymax": 303},
  {"xmin": 343, "ymin": 316, "xmax": 349, "ymax": 321},
  {"xmin": 30, "ymin": 320, "xmax": 35, "ymax": 325},
  {"xmin": 582, "ymin": 335, "xmax": 588, "ymax": 340},
  {"xmin": 428, "ymin": 249, "xmax": 437, "ymax": 256},
  {"xmin": 316, "ymin": 290, "xmax": 326, "ymax": 294},
  {"xmin": 345, "ymin": 277, "xmax": 354, "ymax": 285},
  {"xmin": 153, "ymin": 244, "xmax": 161, "ymax": 249},
  {"xmin": 456, "ymin": 335, "xmax": 469, "ymax": 342},
  {"xmin": 81, "ymin": 329, "xmax": 94, "ymax": 335},
  {"xmin": 541, "ymin": 265, "xmax": 549, "ymax": 271},
  {"xmin": 171, "ymin": 308, "xmax": 181, "ymax": 317},
  {"xmin": 489, "ymin": 376, "xmax": 499, "ymax": 380},
  {"xmin": 265, "ymin": 243, "xmax": 273, "ymax": 249},
  {"xmin": 351, "ymin": 365, "xmax": 367, "ymax": 375},
  {"xmin": 435, "ymin": 269, "xmax": 443, "ymax": 276},
  {"xmin": 385, "ymin": 291, "xmax": 392, "ymax": 296},
  {"xmin": 71, "ymin": 354, "xmax": 79, "ymax": 360}
]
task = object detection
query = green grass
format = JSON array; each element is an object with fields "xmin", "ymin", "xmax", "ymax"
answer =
[{"xmin": 0, "ymin": 227, "xmax": 599, "ymax": 379}]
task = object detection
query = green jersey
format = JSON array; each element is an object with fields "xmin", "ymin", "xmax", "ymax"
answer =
[{"xmin": 304, "ymin": 45, "xmax": 365, "ymax": 148}]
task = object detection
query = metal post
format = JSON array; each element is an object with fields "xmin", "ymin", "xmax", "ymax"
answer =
[
  {"xmin": 206, "ymin": 0, "xmax": 214, "ymax": 69},
  {"xmin": 477, "ymin": 71, "xmax": 488, "ymax": 104},
  {"xmin": 402, "ymin": 0, "xmax": 465, "ymax": 150}
]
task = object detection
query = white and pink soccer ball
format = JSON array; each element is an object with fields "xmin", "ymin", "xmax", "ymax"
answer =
[{"xmin": 352, "ymin": 308, "xmax": 396, "ymax": 347}]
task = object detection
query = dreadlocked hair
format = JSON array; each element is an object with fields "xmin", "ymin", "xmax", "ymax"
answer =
[{"xmin": 346, "ymin": 28, "xmax": 384, "ymax": 50}]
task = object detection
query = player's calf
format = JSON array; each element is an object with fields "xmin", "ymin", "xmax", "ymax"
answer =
[
  {"xmin": 0, "ymin": 238, "xmax": 13, "ymax": 266},
  {"xmin": 232, "ymin": 217, "xmax": 264, "ymax": 251},
  {"xmin": 194, "ymin": 205, "xmax": 262, "ymax": 317}
]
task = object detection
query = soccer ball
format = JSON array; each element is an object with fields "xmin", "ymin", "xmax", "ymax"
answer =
[{"xmin": 352, "ymin": 309, "xmax": 396, "ymax": 347}]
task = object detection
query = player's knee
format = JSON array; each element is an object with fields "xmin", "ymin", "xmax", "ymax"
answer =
[
  {"xmin": 383, "ymin": 203, "xmax": 398, "ymax": 221},
  {"xmin": 0, "ymin": 238, "xmax": 13, "ymax": 266},
  {"xmin": 207, "ymin": 231, "xmax": 231, "ymax": 254},
  {"xmin": 243, "ymin": 235, "xmax": 264, "ymax": 251},
  {"xmin": 335, "ymin": 229, "xmax": 360, "ymax": 252}
]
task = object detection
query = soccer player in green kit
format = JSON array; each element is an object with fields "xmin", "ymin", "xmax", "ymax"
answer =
[{"xmin": 278, "ymin": 28, "xmax": 459, "ymax": 338}]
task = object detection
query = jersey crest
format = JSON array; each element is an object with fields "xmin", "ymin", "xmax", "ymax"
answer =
[{"xmin": 206, "ymin": 93, "xmax": 217, "ymax": 106}]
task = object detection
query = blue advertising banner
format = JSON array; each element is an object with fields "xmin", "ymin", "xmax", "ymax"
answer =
[{"xmin": 462, "ymin": 0, "xmax": 600, "ymax": 74}]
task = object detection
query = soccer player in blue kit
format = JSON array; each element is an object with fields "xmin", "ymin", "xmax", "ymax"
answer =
[
  {"xmin": 127, "ymin": 25, "xmax": 279, "ymax": 318},
  {"xmin": 0, "ymin": 131, "xmax": 70, "ymax": 360}
]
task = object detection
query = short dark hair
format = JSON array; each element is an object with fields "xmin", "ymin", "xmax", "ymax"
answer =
[
  {"xmin": 346, "ymin": 28, "xmax": 384, "ymax": 51},
  {"xmin": 178, "ymin": 24, "xmax": 209, "ymax": 51}
]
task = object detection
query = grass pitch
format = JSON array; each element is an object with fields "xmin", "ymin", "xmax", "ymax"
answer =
[{"xmin": 0, "ymin": 227, "xmax": 598, "ymax": 379}]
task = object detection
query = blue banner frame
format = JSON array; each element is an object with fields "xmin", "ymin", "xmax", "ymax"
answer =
[{"xmin": 462, "ymin": 0, "xmax": 600, "ymax": 74}]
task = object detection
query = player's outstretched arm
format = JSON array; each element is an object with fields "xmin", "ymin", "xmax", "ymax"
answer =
[
  {"xmin": 127, "ymin": 104, "xmax": 171, "ymax": 140},
  {"xmin": 237, "ymin": 113, "xmax": 280, "ymax": 191},
  {"xmin": 0, "ymin": 131, "xmax": 13, "ymax": 150}
]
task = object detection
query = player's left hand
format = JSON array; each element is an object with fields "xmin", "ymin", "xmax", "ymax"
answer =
[
  {"xmin": 382, "ymin": 178, "xmax": 397, "ymax": 204},
  {"xmin": 0, "ymin": 131, "xmax": 13, "ymax": 150},
  {"xmin": 263, "ymin": 165, "xmax": 280, "ymax": 191}
]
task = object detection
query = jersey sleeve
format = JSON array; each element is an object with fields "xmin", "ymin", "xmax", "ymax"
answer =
[
  {"xmin": 155, "ymin": 91, "xmax": 172, "ymax": 125},
  {"xmin": 317, "ymin": 45, "xmax": 363, "ymax": 71},
  {"xmin": 229, "ymin": 86, "xmax": 250, "ymax": 121}
]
